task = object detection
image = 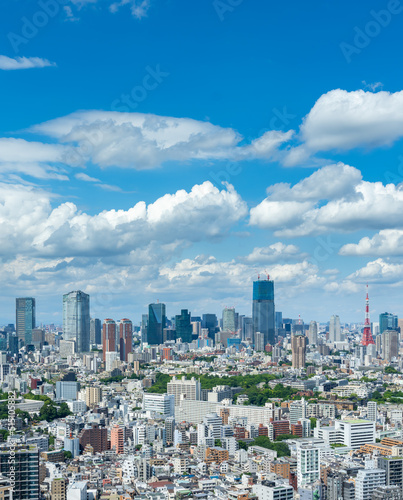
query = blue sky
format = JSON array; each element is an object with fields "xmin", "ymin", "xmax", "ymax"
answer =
[{"xmin": 1, "ymin": 0, "xmax": 403, "ymax": 325}]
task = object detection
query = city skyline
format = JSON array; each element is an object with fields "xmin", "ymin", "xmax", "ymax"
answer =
[{"xmin": 1, "ymin": 1, "xmax": 403, "ymax": 323}]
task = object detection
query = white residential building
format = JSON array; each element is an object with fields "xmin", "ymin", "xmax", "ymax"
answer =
[
  {"xmin": 167, "ymin": 376, "xmax": 201, "ymax": 405},
  {"xmin": 142, "ymin": 393, "xmax": 175, "ymax": 418},
  {"xmin": 297, "ymin": 443, "xmax": 320, "ymax": 487},
  {"xmin": 355, "ymin": 461, "xmax": 386, "ymax": 500}
]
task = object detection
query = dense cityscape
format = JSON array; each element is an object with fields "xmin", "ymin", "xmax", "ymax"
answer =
[{"xmin": 1, "ymin": 278, "xmax": 403, "ymax": 499}]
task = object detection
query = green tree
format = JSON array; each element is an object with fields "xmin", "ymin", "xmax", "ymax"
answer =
[{"xmin": 215, "ymin": 439, "xmax": 222, "ymax": 447}]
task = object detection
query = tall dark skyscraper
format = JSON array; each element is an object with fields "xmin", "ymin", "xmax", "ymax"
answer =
[
  {"xmin": 16, "ymin": 297, "xmax": 35, "ymax": 346},
  {"xmin": 62, "ymin": 290, "xmax": 90, "ymax": 353},
  {"xmin": 175, "ymin": 309, "xmax": 192, "ymax": 343},
  {"xmin": 202, "ymin": 314, "xmax": 217, "ymax": 340},
  {"xmin": 252, "ymin": 277, "xmax": 275, "ymax": 346},
  {"xmin": 90, "ymin": 318, "xmax": 102, "ymax": 345},
  {"xmin": 147, "ymin": 303, "xmax": 166, "ymax": 345}
]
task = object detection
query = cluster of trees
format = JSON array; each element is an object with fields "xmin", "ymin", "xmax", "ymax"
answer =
[
  {"xmin": 242, "ymin": 436, "xmax": 291, "ymax": 457},
  {"xmin": 371, "ymin": 389, "xmax": 403, "ymax": 404},
  {"xmin": 37, "ymin": 401, "xmax": 71, "ymax": 422},
  {"xmin": 100, "ymin": 373, "xmax": 140, "ymax": 384},
  {"xmin": 146, "ymin": 372, "xmax": 299, "ymax": 407},
  {"xmin": 385, "ymin": 366, "xmax": 400, "ymax": 374}
]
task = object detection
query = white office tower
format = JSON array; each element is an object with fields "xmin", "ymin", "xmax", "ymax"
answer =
[
  {"xmin": 142, "ymin": 393, "xmax": 175, "ymax": 418},
  {"xmin": 308, "ymin": 321, "xmax": 318, "ymax": 345},
  {"xmin": 367, "ymin": 401, "xmax": 378, "ymax": 422},
  {"xmin": 355, "ymin": 460, "xmax": 386, "ymax": 500},
  {"xmin": 297, "ymin": 443, "xmax": 320, "ymax": 487},
  {"xmin": 167, "ymin": 376, "xmax": 201, "ymax": 405},
  {"xmin": 252, "ymin": 483, "xmax": 294, "ymax": 500},
  {"xmin": 105, "ymin": 351, "xmax": 119, "ymax": 372},
  {"xmin": 329, "ymin": 315, "xmax": 341, "ymax": 342},
  {"xmin": 203, "ymin": 412, "xmax": 222, "ymax": 439},
  {"xmin": 290, "ymin": 398, "xmax": 307, "ymax": 424}
]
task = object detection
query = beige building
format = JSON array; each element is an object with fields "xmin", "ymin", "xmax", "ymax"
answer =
[
  {"xmin": 85, "ymin": 386, "xmax": 102, "ymax": 407},
  {"xmin": 51, "ymin": 478, "xmax": 67, "ymax": 500},
  {"xmin": 292, "ymin": 334, "xmax": 307, "ymax": 368}
]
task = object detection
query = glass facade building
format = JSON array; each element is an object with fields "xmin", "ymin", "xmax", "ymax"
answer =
[
  {"xmin": 147, "ymin": 303, "xmax": 166, "ymax": 345},
  {"xmin": 16, "ymin": 297, "xmax": 35, "ymax": 346},
  {"xmin": 379, "ymin": 312, "xmax": 398, "ymax": 335},
  {"xmin": 62, "ymin": 290, "xmax": 90, "ymax": 353},
  {"xmin": 252, "ymin": 278, "xmax": 275, "ymax": 346},
  {"xmin": 175, "ymin": 309, "xmax": 192, "ymax": 343}
]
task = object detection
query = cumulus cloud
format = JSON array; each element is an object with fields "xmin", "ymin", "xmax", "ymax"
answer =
[
  {"xmin": 0, "ymin": 56, "xmax": 56, "ymax": 70},
  {"xmin": 245, "ymin": 243, "xmax": 303, "ymax": 264},
  {"xmin": 340, "ymin": 230, "xmax": 403, "ymax": 257},
  {"xmin": 31, "ymin": 110, "xmax": 291, "ymax": 169},
  {"xmin": 250, "ymin": 163, "xmax": 403, "ymax": 237},
  {"xmin": 0, "ymin": 181, "xmax": 247, "ymax": 259},
  {"xmin": 285, "ymin": 89, "xmax": 403, "ymax": 165},
  {"xmin": 346, "ymin": 258, "xmax": 403, "ymax": 285}
]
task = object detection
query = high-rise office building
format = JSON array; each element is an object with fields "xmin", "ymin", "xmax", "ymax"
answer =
[
  {"xmin": 0, "ymin": 444, "xmax": 39, "ymax": 500},
  {"xmin": 147, "ymin": 303, "xmax": 166, "ymax": 345},
  {"xmin": 143, "ymin": 393, "xmax": 175, "ymax": 417},
  {"xmin": 90, "ymin": 318, "xmax": 101, "ymax": 345},
  {"xmin": 382, "ymin": 329, "xmax": 399, "ymax": 362},
  {"xmin": 119, "ymin": 319, "xmax": 133, "ymax": 361},
  {"xmin": 7, "ymin": 333, "xmax": 18, "ymax": 356},
  {"xmin": 292, "ymin": 334, "xmax": 307, "ymax": 369},
  {"xmin": 175, "ymin": 309, "xmax": 192, "ymax": 343},
  {"xmin": 240, "ymin": 316, "xmax": 253, "ymax": 341},
  {"xmin": 329, "ymin": 315, "xmax": 341, "ymax": 342},
  {"xmin": 222, "ymin": 307, "xmax": 236, "ymax": 332},
  {"xmin": 202, "ymin": 314, "xmax": 217, "ymax": 340},
  {"xmin": 16, "ymin": 297, "xmax": 35, "ymax": 346},
  {"xmin": 62, "ymin": 291, "xmax": 90, "ymax": 353},
  {"xmin": 308, "ymin": 321, "xmax": 318, "ymax": 345},
  {"xmin": 252, "ymin": 278, "xmax": 275, "ymax": 346},
  {"xmin": 102, "ymin": 319, "xmax": 116, "ymax": 362},
  {"xmin": 380, "ymin": 312, "xmax": 399, "ymax": 335}
]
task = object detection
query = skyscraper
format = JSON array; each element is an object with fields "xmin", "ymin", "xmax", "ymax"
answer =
[
  {"xmin": 329, "ymin": 315, "xmax": 341, "ymax": 342},
  {"xmin": 222, "ymin": 307, "xmax": 236, "ymax": 332},
  {"xmin": 308, "ymin": 321, "xmax": 318, "ymax": 345},
  {"xmin": 252, "ymin": 277, "xmax": 275, "ymax": 346},
  {"xmin": 119, "ymin": 318, "xmax": 133, "ymax": 361},
  {"xmin": 379, "ymin": 312, "xmax": 399, "ymax": 335},
  {"xmin": 147, "ymin": 303, "xmax": 166, "ymax": 345},
  {"xmin": 16, "ymin": 297, "xmax": 35, "ymax": 346},
  {"xmin": 90, "ymin": 318, "xmax": 101, "ymax": 345},
  {"xmin": 292, "ymin": 334, "xmax": 307, "ymax": 369},
  {"xmin": 202, "ymin": 314, "xmax": 217, "ymax": 340},
  {"xmin": 62, "ymin": 291, "xmax": 90, "ymax": 353},
  {"xmin": 382, "ymin": 329, "xmax": 399, "ymax": 362},
  {"xmin": 102, "ymin": 319, "xmax": 116, "ymax": 362},
  {"xmin": 175, "ymin": 309, "xmax": 192, "ymax": 343}
]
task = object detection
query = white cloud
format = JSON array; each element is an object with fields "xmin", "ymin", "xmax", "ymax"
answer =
[
  {"xmin": 0, "ymin": 56, "xmax": 56, "ymax": 70},
  {"xmin": 346, "ymin": 258, "xmax": 403, "ymax": 285},
  {"xmin": 31, "ymin": 110, "xmax": 291, "ymax": 170},
  {"xmin": 285, "ymin": 89, "xmax": 403, "ymax": 165},
  {"xmin": 250, "ymin": 163, "xmax": 403, "ymax": 237},
  {"xmin": 340, "ymin": 229, "xmax": 403, "ymax": 257},
  {"xmin": 245, "ymin": 243, "xmax": 303, "ymax": 264},
  {"xmin": 0, "ymin": 181, "xmax": 247, "ymax": 259},
  {"xmin": 109, "ymin": 0, "xmax": 151, "ymax": 18},
  {"xmin": 75, "ymin": 173, "xmax": 101, "ymax": 182}
]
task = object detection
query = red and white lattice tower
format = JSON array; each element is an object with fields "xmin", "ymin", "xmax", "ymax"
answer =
[{"xmin": 361, "ymin": 284, "xmax": 375, "ymax": 346}]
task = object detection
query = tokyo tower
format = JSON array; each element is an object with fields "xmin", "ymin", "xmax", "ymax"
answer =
[{"xmin": 361, "ymin": 284, "xmax": 375, "ymax": 346}]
